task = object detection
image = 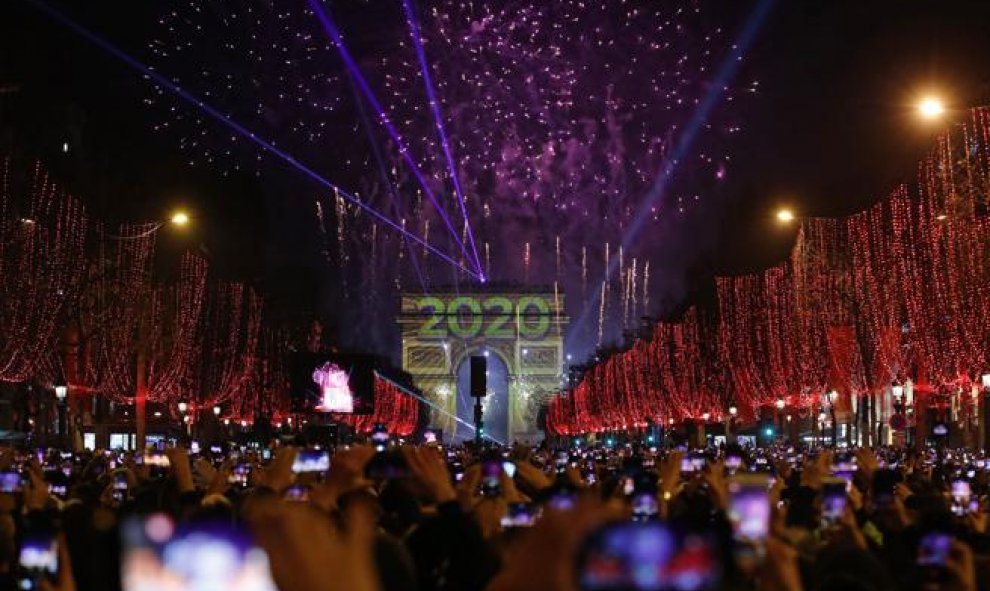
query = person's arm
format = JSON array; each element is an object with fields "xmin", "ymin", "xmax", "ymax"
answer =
[{"xmin": 403, "ymin": 447, "xmax": 499, "ymax": 591}]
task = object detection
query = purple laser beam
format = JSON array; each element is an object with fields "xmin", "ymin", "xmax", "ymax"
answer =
[
  {"xmin": 305, "ymin": 0, "xmax": 483, "ymax": 276},
  {"xmin": 23, "ymin": 0, "xmax": 479, "ymax": 280},
  {"xmin": 400, "ymin": 0, "xmax": 483, "ymax": 279}
]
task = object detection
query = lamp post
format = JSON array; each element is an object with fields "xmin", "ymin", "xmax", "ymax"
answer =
[
  {"xmin": 54, "ymin": 385, "xmax": 67, "ymax": 449},
  {"xmin": 981, "ymin": 373, "xmax": 990, "ymax": 453},
  {"xmin": 726, "ymin": 402, "xmax": 738, "ymax": 445},
  {"xmin": 826, "ymin": 390, "xmax": 838, "ymax": 447},
  {"xmin": 177, "ymin": 401, "xmax": 190, "ymax": 439},
  {"xmin": 775, "ymin": 398, "xmax": 785, "ymax": 441}
]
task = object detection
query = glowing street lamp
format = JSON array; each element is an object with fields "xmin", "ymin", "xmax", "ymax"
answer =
[
  {"xmin": 177, "ymin": 401, "xmax": 188, "ymax": 414},
  {"xmin": 728, "ymin": 403, "xmax": 738, "ymax": 417},
  {"xmin": 918, "ymin": 96, "xmax": 946, "ymax": 120},
  {"xmin": 776, "ymin": 208, "xmax": 795, "ymax": 223},
  {"xmin": 775, "ymin": 398, "xmax": 785, "ymax": 411},
  {"xmin": 212, "ymin": 405, "xmax": 221, "ymax": 417},
  {"xmin": 170, "ymin": 210, "xmax": 190, "ymax": 227}
]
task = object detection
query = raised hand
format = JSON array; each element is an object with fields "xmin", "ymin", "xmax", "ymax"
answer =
[
  {"xmin": 402, "ymin": 446, "xmax": 456, "ymax": 504},
  {"xmin": 255, "ymin": 447, "xmax": 297, "ymax": 493},
  {"xmin": 250, "ymin": 500, "xmax": 379, "ymax": 591}
]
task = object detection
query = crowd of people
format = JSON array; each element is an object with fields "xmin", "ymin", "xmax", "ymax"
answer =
[{"xmin": 0, "ymin": 432, "xmax": 985, "ymax": 591}]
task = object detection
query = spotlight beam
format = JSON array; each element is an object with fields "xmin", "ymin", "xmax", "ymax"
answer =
[
  {"xmin": 305, "ymin": 0, "xmax": 481, "ymax": 275},
  {"xmin": 566, "ymin": 0, "xmax": 776, "ymax": 351},
  {"xmin": 400, "ymin": 0, "xmax": 484, "ymax": 278},
  {"xmin": 24, "ymin": 0, "xmax": 479, "ymax": 280},
  {"xmin": 375, "ymin": 371, "xmax": 505, "ymax": 445}
]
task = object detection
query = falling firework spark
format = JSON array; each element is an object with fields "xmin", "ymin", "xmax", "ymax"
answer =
[{"xmin": 149, "ymin": 0, "xmax": 751, "ymax": 354}]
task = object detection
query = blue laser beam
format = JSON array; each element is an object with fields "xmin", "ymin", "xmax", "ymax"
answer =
[
  {"xmin": 567, "ymin": 0, "xmax": 776, "ymax": 352},
  {"xmin": 305, "ymin": 0, "xmax": 484, "ymax": 277},
  {"xmin": 374, "ymin": 372, "xmax": 505, "ymax": 445},
  {"xmin": 400, "ymin": 0, "xmax": 484, "ymax": 279},
  {"xmin": 23, "ymin": 0, "xmax": 479, "ymax": 280}
]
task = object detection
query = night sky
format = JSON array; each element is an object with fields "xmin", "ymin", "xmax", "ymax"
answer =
[{"xmin": 2, "ymin": 1, "xmax": 990, "ymax": 358}]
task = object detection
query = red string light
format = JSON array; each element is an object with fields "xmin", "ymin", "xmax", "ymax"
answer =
[{"xmin": 548, "ymin": 107, "xmax": 990, "ymax": 436}]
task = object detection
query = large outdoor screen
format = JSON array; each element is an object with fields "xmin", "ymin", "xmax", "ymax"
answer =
[{"xmin": 290, "ymin": 352, "xmax": 375, "ymax": 415}]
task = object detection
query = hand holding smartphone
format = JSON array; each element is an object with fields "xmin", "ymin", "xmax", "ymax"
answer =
[
  {"xmin": 18, "ymin": 521, "xmax": 58, "ymax": 591},
  {"xmin": 727, "ymin": 474, "xmax": 770, "ymax": 567}
]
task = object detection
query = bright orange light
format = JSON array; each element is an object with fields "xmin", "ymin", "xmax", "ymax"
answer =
[
  {"xmin": 918, "ymin": 97, "xmax": 946, "ymax": 120},
  {"xmin": 170, "ymin": 211, "xmax": 190, "ymax": 227},
  {"xmin": 776, "ymin": 208, "xmax": 795, "ymax": 223}
]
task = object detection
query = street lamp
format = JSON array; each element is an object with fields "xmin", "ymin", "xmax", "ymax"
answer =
[
  {"xmin": 177, "ymin": 401, "xmax": 188, "ymax": 414},
  {"xmin": 725, "ymin": 402, "xmax": 738, "ymax": 445},
  {"xmin": 981, "ymin": 374, "xmax": 990, "ymax": 453},
  {"xmin": 918, "ymin": 96, "xmax": 946, "ymax": 120},
  {"xmin": 776, "ymin": 208, "xmax": 795, "ymax": 223},
  {"xmin": 775, "ymin": 398, "xmax": 786, "ymax": 442},
  {"xmin": 54, "ymin": 385, "xmax": 68, "ymax": 447},
  {"xmin": 212, "ymin": 405, "xmax": 221, "ymax": 417},
  {"xmin": 826, "ymin": 390, "xmax": 839, "ymax": 447},
  {"xmin": 170, "ymin": 210, "xmax": 191, "ymax": 227}
]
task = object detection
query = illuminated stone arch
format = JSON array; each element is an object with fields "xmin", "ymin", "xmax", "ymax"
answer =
[{"xmin": 397, "ymin": 289, "xmax": 568, "ymax": 443}]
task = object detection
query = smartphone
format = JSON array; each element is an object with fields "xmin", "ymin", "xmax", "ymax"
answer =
[
  {"xmin": 583, "ymin": 461, "xmax": 597, "ymax": 485},
  {"xmin": 576, "ymin": 521, "xmax": 722, "ymax": 591},
  {"xmin": 831, "ymin": 452, "xmax": 857, "ymax": 484},
  {"xmin": 365, "ymin": 449, "xmax": 408, "ymax": 480},
  {"xmin": 502, "ymin": 461, "xmax": 517, "ymax": 479},
  {"xmin": 261, "ymin": 449, "xmax": 273, "ymax": 462},
  {"xmin": 917, "ymin": 532, "xmax": 952, "ymax": 568},
  {"xmin": 820, "ymin": 477, "xmax": 847, "ymax": 526},
  {"xmin": 727, "ymin": 474, "xmax": 771, "ymax": 563},
  {"xmin": 0, "ymin": 470, "xmax": 21, "ymax": 493},
  {"xmin": 450, "ymin": 461, "xmax": 465, "ymax": 483},
  {"xmin": 631, "ymin": 472, "xmax": 659, "ymax": 522},
  {"xmin": 544, "ymin": 481, "xmax": 579, "ymax": 511},
  {"xmin": 501, "ymin": 502, "xmax": 538, "ymax": 528},
  {"xmin": 112, "ymin": 471, "xmax": 129, "ymax": 503},
  {"xmin": 121, "ymin": 515, "xmax": 278, "ymax": 591},
  {"xmin": 950, "ymin": 480, "xmax": 976, "ymax": 516},
  {"xmin": 371, "ymin": 424, "xmax": 390, "ymax": 452},
  {"xmin": 725, "ymin": 454, "xmax": 743, "ymax": 473},
  {"xmin": 872, "ymin": 469, "xmax": 899, "ymax": 505},
  {"xmin": 480, "ymin": 457, "xmax": 503, "ymax": 497},
  {"xmin": 228, "ymin": 463, "xmax": 251, "ymax": 488},
  {"xmin": 18, "ymin": 521, "xmax": 58, "ymax": 591},
  {"xmin": 292, "ymin": 449, "xmax": 330, "ymax": 474},
  {"xmin": 283, "ymin": 484, "xmax": 310, "ymax": 502},
  {"xmin": 143, "ymin": 452, "xmax": 170, "ymax": 468}
]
